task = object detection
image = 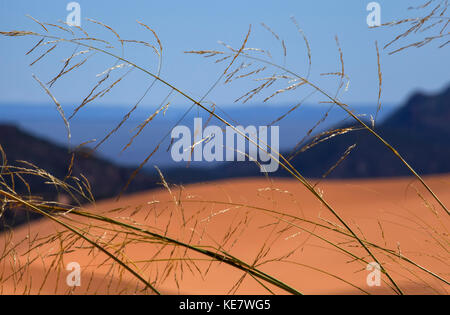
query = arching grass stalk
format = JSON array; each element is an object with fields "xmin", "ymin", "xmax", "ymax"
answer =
[
  {"xmin": 0, "ymin": 189, "xmax": 303, "ymax": 295},
  {"xmin": 0, "ymin": 29, "xmax": 408, "ymax": 294},
  {"xmin": 232, "ymin": 53, "xmax": 449, "ymax": 217}
]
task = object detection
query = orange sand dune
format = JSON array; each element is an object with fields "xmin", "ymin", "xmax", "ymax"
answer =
[{"xmin": 1, "ymin": 175, "xmax": 449, "ymax": 295}]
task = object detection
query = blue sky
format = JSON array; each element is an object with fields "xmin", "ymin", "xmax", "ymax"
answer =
[{"xmin": 0, "ymin": 0, "xmax": 448, "ymax": 108}]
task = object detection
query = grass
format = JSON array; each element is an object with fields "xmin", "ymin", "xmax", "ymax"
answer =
[{"xmin": 0, "ymin": 0, "xmax": 449, "ymax": 295}]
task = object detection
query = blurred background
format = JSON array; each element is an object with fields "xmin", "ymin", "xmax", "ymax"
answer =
[{"xmin": 0, "ymin": 0, "xmax": 448, "ymax": 169}]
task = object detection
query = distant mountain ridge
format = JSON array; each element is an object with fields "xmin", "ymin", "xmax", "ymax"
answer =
[
  {"xmin": 383, "ymin": 86, "xmax": 450, "ymax": 133},
  {"xmin": 286, "ymin": 85, "xmax": 450, "ymax": 178}
]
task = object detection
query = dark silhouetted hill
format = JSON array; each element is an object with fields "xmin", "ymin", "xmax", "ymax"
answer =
[
  {"xmin": 284, "ymin": 85, "xmax": 450, "ymax": 178},
  {"xmin": 0, "ymin": 124, "xmax": 158, "ymax": 229}
]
